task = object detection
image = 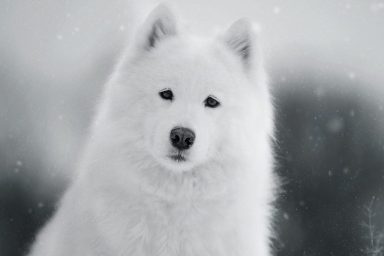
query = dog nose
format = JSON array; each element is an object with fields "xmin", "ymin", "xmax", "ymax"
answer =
[{"xmin": 170, "ymin": 127, "xmax": 195, "ymax": 150}]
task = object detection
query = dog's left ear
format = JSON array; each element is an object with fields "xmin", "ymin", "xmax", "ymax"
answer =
[
  {"xmin": 135, "ymin": 4, "xmax": 178, "ymax": 52},
  {"xmin": 221, "ymin": 19, "xmax": 261, "ymax": 75}
]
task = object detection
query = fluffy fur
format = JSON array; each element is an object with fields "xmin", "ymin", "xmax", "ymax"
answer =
[{"xmin": 29, "ymin": 4, "xmax": 277, "ymax": 256}]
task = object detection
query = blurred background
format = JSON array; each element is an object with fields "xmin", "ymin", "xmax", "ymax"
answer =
[{"xmin": 0, "ymin": 0, "xmax": 383, "ymax": 255}]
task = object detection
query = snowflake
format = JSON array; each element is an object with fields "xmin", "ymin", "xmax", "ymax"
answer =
[
  {"xmin": 344, "ymin": 36, "xmax": 351, "ymax": 43},
  {"xmin": 370, "ymin": 2, "xmax": 384, "ymax": 12},
  {"xmin": 327, "ymin": 117, "xmax": 344, "ymax": 133},
  {"xmin": 345, "ymin": 3, "xmax": 352, "ymax": 10},
  {"xmin": 314, "ymin": 87, "xmax": 326, "ymax": 98},
  {"xmin": 273, "ymin": 6, "xmax": 281, "ymax": 15},
  {"xmin": 348, "ymin": 71, "xmax": 356, "ymax": 80}
]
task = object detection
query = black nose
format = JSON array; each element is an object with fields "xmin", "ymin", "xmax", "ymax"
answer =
[{"xmin": 170, "ymin": 127, "xmax": 195, "ymax": 150}]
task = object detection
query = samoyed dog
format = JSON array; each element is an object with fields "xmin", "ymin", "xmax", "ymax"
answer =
[{"xmin": 29, "ymin": 4, "xmax": 276, "ymax": 256}]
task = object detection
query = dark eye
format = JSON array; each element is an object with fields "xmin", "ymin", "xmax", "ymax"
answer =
[
  {"xmin": 159, "ymin": 89, "xmax": 173, "ymax": 101},
  {"xmin": 204, "ymin": 96, "xmax": 220, "ymax": 108}
]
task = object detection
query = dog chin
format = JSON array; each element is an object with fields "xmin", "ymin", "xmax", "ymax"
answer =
[{"xmin": 154, "ymin": 152, "xmax": 196, "ymax": 172}]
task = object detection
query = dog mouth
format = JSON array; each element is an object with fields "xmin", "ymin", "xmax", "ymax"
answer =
[{"xmin": 168, "ymin": 152, "xmax": 187, "ymax": 162}]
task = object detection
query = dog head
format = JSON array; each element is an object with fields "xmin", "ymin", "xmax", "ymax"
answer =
[{"xmin": 106, "ymin": 4, "xmax": 273, "ymax": 173}]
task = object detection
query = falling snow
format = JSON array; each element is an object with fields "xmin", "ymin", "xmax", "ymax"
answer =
[
  {"xmin": 273, "ymin": 6, "xmax": 281, "ymax": 15},
  {"xmin": 314, "ymin": 87, "xmax": 326, "ymax": 98},
  {"xmin": 370, "ymin": 2, "xmax": 384, "ymax": 12},
  {"xmin": 326, "ymin": 117, "xmax": 344, "ymax": 133},
  {"xmin": 345, "ymin": 3, "xmax": 352, "ymax": 10},
  {"xmin": 348, "ymin": 72, "xmax": 356, "ymax": 80}
]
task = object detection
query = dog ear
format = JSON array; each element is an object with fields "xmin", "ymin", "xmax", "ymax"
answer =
[
  {"xmin": 136, "ymin": 4, "xmax": 178, "ymax": 52},
  {"xmin": 222, "ymin": 18, "xmax": 261, "ymax": 74}
]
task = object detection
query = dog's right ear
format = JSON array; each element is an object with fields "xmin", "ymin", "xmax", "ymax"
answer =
[{"xmin": 135, "ymin": 4, "xmax": 178, "ymax": 52}]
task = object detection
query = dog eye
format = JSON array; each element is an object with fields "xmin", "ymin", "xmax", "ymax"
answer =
[
  {"xmin": 204, "ymin": 96, "xmax": 220, "ymax": 108},
  {"xmin": 159, "ymin": 89, "xmax": 173, "ymax": 101}
]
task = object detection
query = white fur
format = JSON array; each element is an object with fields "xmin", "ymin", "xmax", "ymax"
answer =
[{"xmin": 29, "ymin": 4, "xmax": 277, "ymax": 256}]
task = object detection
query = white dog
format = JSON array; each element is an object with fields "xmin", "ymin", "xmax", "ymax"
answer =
[{"xmin": 29, "ymin": 4, "xmax": 277, "ymax": 256}]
